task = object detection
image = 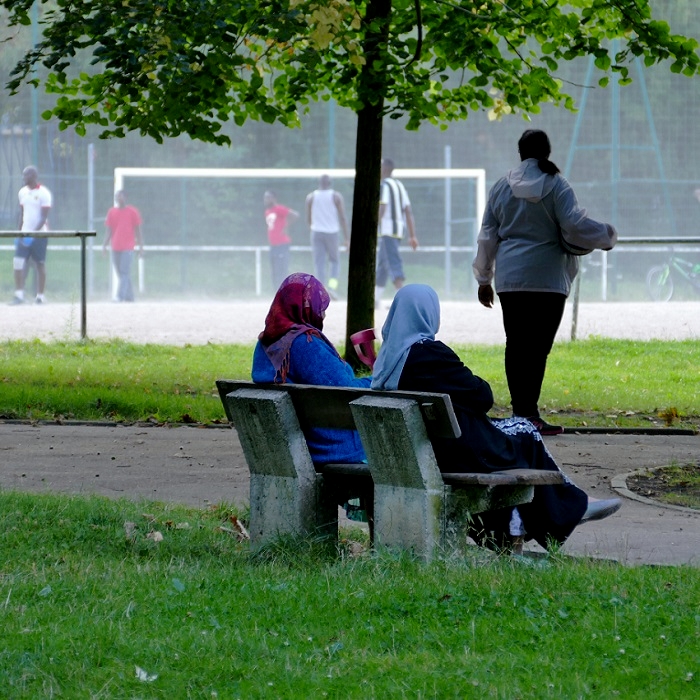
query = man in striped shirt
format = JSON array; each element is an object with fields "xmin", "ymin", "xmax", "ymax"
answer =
[{"xmin": 375, "ymin": 158, "xmax": 418, "ymax": 307}]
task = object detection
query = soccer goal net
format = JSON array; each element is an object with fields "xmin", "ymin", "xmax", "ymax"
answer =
[{"xmin": 111, "ymin": 167, "xmax": 486, "ymax": 299}]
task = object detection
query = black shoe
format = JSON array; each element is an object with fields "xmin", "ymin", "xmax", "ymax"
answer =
[
  {"xmin": 523, "ymin": 416, "xmax": 564, "ymax": 436},
  {"xmin": 35, "ymin": 297, "xmax": 44, "ymax": 305},
  {"xmin": 580, "ymin": 498, "xmax": 622, "ymax": 524}
]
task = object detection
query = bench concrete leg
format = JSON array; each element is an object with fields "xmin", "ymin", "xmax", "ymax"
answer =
[
  {"xmin": 445, "ymin": 484, "xmax": 535, "ymax": 548},
  {"xmin": 225, "ymin": 389, "xmax": 337, "ymax": 547},
  {"xmin": 350, "ymin": 396, "xmax": 445, "ymax": 561}
]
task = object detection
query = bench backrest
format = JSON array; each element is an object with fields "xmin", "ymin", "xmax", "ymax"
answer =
[{"xmin": 215, "ymin": 380, "xmax": 461, "ymax": 440}]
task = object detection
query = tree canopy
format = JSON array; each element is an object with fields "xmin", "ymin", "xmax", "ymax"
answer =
[
  {"xmin": 3, "ymin": 0, "xmax": 699, "ymax": 360},
  {"xmin": 3, "ymin": 1, "xmax": 699, "ymax": 142}
]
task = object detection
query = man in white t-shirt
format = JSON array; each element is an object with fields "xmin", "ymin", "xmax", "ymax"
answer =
[
  {"xmin": 375, "ymin": 158, "xmax": 418, "ymax": 307},
  {"xmin": 11, "ymin": 166, "xmax": 52, "ymax": 305},
  {"xmin": 306, "ymin": 174, "xmax": 349, "ymax": 299}
]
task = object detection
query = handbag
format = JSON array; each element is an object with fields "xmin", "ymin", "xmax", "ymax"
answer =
[
  {"xmin": 559, "ymin": 233, "xmax": 593, "ymax": 256},
  {"xmin": 540, "ymin": 201, "xmax": 592, "ymax": 256}
]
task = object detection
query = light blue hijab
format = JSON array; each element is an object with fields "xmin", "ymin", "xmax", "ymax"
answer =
[{"xmin": 371, "ymin": 284, "xmax": 440, "ymax": 391}]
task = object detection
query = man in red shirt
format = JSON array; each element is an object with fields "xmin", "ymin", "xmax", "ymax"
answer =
[
  {"xmin": 264, "ymin": 190, "xmax": 298, "ymax": 290},
  {"xmin": 103, "ymin": 190, "xmax": 143, "ymax": 302}
]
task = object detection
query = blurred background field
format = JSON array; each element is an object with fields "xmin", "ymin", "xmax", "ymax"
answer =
[{"xmin": 3, "ymin": 4, "xmax": 700, "ymax": 305}]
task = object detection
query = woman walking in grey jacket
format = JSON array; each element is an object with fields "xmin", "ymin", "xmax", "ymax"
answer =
[{"xmin": 472, "ymin": 129, "xmax": 617, "ymax": 435}]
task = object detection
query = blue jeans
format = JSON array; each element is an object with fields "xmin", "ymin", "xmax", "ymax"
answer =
[
  {"xmin": 375, "ymin": 236, "xmax": 404, "ymax": 286},
  {"xmin": 270, "ymin": 244, "xmax": 290, "ymax": 290},
  {"xmin": 113, "ymin": 250, "xmax": 135, "ymax": 301}
]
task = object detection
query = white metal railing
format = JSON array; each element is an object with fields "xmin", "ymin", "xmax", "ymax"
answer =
[
  {"xmin": 569, "ymin": 236, "xmax": 700, "ymax": 339},
  {"xmin": 0, "ymin": 243, "xmax": 476, "ymax": 298},
  {"xmin": 3, "ymin": 236, "xmax": 700, "ymax": 340}
]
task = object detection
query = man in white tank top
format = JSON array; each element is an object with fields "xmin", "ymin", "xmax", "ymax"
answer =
[{"xmin": 306, "ymin": 174, "xmax": 349, "ymax": 299}]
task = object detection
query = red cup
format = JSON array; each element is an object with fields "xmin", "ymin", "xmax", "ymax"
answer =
[{"xmin": 350, "ymin": 328, "xmax": 377, "ymax": 369}]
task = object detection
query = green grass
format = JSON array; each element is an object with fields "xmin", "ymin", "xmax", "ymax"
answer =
[
  {"xmin": 1, "ymin": 491, "xmax": 699, "ymax": 698},
  {"xmin": 0, "ymin": 338, "xmax": 698, "ymax": 430}
]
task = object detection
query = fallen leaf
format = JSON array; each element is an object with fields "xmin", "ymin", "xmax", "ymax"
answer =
[
  {"xmin": 229, "ymin": 515, "xmax": 250, "ymax": 540},
  {"xmin": 146, "ymin": 530, "xmax": 164, "ymax": 543},
  {"xmin": 135, "ymin": 665, "xmax": 158, "ymax": 682}
]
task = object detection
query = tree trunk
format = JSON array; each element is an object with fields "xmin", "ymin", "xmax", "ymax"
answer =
[
  {"xmin": 344, "ymin": 0, "xmax": 391, "ymax": 368},
  {"xmin": 344, "ymin": 104, "xmax": 383, "ymax": 367}
]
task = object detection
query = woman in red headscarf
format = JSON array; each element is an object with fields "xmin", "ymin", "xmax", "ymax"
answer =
[{"xmin": 252, "ymin": 272, "xmax": 371, "ymax": 465}]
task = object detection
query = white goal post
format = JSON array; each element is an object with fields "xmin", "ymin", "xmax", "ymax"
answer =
[
  {"xmin": 112, "ymin": 166, "xmax": 486, "ymax": 297},
  {"xmin": 114, "ymin": 166, "xmax": 486, "ymax": 224}
]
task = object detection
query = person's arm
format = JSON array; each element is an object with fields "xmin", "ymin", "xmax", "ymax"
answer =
[
  {"xmin": 333, "ymin": 192, "xmax": 350, "ymax": 246},
  {"xmin": 553, "ymin": 178, "xmax": 618, "ymax": 251},
  {"xmin": 290, "ymin": 335, "xmax": 371, "ymax": 388},
  {"xmin": 404, "ymin": 204, "xmax": 418, "ymax": 250},
  {"xmin": 472, "ymin": 183, "xmax": 502, "ymax": 308},
  {"xmin": 305, "ymin": 193, "xmax": 314, "ymax": 227},
  {"xmin": 36, "ymin": 206, "xmax": 50, "ymax": 232},
  {"xmin": 473, "ymin": 208, "xmax": 498, "ymax": 308},
  {"xmin": 134, "ymin": 225, "xmax": 144, "ymax": 256},
  {"xmin": 287, "ymin": 208, "xmax": 300, "ymax": 225},
  {"xmin": 132, "ymin": 207, "xmax": 144, "ymax": 255},
  {"xmin": 103, "ymin": 227, "xmax": 113, "ymax": 254},
  {"xmin": 399, "ymin": 341, "xmax": 494, "ymax": 414},
  {"xmin": 378, "ymin": 181, "xmax": 388, "ymax": 227},
  {"xmin": 103, "ymin": 209, "xmax": 113, "ymax": 253}
]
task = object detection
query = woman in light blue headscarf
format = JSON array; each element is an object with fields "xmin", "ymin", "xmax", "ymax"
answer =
[
  {"xmin": 371, "ymin": 284, "xmax": 441, "ymax": 391},
  {"xmin": 372, "ymin": 284, "xmax": 620, "ymax": 551}
]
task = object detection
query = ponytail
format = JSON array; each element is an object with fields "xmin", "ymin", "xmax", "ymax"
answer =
[
  {"xmin": 518, "ymin": 129, "xmax": 560, "ymax": 175},
  {"xmin": 537, "ymin": 158, "xmax": 560, "ymax": 175}
]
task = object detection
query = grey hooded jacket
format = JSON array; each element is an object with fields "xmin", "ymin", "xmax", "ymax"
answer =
[{"xmin": 472, "ymin": 158, "xmax": 617, "ymax": 296}]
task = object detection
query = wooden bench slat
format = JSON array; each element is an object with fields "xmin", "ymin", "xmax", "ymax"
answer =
[
  {"xmin": 320, "ymin": 465, "xmax": 562, "ymax": 487},
  {"xmin": 321, "ymin": 463, "xmax": 372, "ymax": 477},
  {"xmin": 217, "ymin": 380, "xmax": 461, "ymax": 440},
  {"xmin": 441, "ymin": 469, "xmax": 565, "ymax": 487}
]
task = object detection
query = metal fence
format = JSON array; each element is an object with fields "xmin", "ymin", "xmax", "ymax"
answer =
[{"xmin": 0, "ymin": 231, "xmax": 96, "ymax": 338}]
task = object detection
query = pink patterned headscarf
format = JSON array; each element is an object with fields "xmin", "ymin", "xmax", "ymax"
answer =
[{"xmin": 259, "ymin": 273, "xmax": 337, "ymax": 382}]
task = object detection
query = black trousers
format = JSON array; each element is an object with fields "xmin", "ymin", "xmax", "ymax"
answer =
[{"xmin": 498, "ymin": 291, "xmax": 567, "ymax": 418}]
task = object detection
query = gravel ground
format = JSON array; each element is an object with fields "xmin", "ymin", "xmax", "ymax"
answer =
[{"xmin": 1, "ymin": 299, "xmax": 699, "ymax": 345}]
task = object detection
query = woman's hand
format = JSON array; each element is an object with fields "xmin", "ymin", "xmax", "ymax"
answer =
[{"xmin": 478, "ymin": 284, "xmax": 494, "ymax": 308}]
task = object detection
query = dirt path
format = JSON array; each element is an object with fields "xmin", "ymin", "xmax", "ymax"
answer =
[{"xmin": 1, "ymin": 422, "xmax": 698, "ymax": 567}]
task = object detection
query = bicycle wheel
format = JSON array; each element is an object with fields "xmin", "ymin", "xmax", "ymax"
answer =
[{"xmin": 646, "ymin": 265, "xmax": 674, "ymax": 302}]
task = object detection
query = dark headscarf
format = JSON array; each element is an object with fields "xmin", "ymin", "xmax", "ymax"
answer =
[{"xmin": 259, "ymin": 272, "xmax": 337, "ymax": 382}]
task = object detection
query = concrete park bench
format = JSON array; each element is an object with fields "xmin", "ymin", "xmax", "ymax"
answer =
[{"xmin": 216, "ymin": 379, "xmax": 564, "ymax": 560}]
